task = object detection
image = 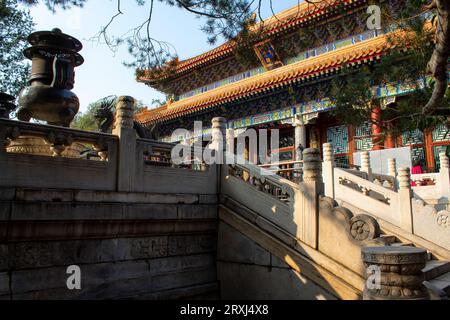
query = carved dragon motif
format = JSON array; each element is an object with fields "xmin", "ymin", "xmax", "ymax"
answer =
[{"xmin": 93, "ymin": 97, "xmax": 159, "ymax": 139}]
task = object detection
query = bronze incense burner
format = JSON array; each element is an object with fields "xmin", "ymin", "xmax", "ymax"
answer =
[{"xmin": 17, "ymin": 28, "xmax": 84, "ymax": 127}]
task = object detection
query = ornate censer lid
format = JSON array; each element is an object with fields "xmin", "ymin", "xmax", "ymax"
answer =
[{"xmin": 23, "ymin": 28, "xmax": 84, "ymax": 66}]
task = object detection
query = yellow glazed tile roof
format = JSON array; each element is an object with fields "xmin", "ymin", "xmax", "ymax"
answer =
[
  {"xmin": 137, "ymin": 0, "xmax": 366, "ymax": 82},
  {"xmin": 136, "ymin": 34, "xmax": 394, "ymax": 125}
]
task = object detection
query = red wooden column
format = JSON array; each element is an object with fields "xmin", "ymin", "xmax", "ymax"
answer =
[
  {"xmin": 385, "ymin": 124, "xmax": 395, "ymax": 149},
  {"xmin": 348, "ymin": 125, "xmax": 356, "ymax": 165},
  {"xmin": 424, "ymin": 129, "xmax": 435, "ymax": 172},
  {"xmin": 371, "ymin": 105, "xmax": 382, "ymax": 150}
]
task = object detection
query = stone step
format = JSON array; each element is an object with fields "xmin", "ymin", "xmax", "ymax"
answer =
[
  {"xmin": 389, "ymin": 242, "xmax": 415, "ymax": 247},
  {"xmin": 427, "ymin": 271, "xmax": 450, "ymax": 295},
  {"xmin": 374, "ymin": 235, "xmax": 397, "ymax": 245},
  {"xmin": 423, "ymin": 261, "xmax": 450, "ymax": 281}
]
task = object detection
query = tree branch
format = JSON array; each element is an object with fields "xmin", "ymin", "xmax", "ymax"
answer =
[{"xmin": 423, "ymin": 0, "xmax": 450, "ymax": 115}]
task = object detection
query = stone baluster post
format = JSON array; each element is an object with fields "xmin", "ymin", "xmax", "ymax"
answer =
[
  {"xmin": 211, "ymin": 117, "xmax": 226, "ymax": 158},
  {"xmin": 397, "ymin": 167, "xmax": 413, "ymax": 233},
  {"xmin": 112, "ymin": 96, "xmax": 136, "ymax": 192},
  {"xmin": 322, "ymin": 143, "xmax": 335, "ymax": 198},
  {"xmin": 226, "ymin": 128, "xmax": 235, "ymax": 164},
  {"xmin": 388, "ymin": 158, "xmax": 397, "ymax": 178},
  {"xmin": 299, "ymin": 148, "xmax": 323, "ymax": 249},
  {"xmin": 388, "ymin": 158, "xmax": 397, "ymax": 189},
  {"xmin": 362, "ymin": 246, "xmax": 429, "ymax": 300},
  {"xmin": 211, "ymin": 117, "xmax": 227, "ymax": 191},
  {"xmin": 360, "ymin": 151, "xmax": 372, "ymax": 181},
  {"xmin": 439, "ymin": 153, "xmax": 450, "ymax": 200},
  {"xmin": 303, "ymin": 148, "xmax": 323, "ymax": 184}
]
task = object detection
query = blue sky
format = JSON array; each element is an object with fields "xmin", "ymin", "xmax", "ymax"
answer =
[{"xmin": 29, "ymin": 0, "xmax": 302, "ymax": 112}]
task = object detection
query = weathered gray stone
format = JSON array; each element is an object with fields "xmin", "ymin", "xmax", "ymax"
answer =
[
  {"xmin": 217, "ymin": 222, "xmax": 270, "ymax": 266},
  {"xmin": 0, "ymin": 188, "xmax": 15, "ymax": 201},
  {"xmin": 74, "ymin": 190, "xmax": 199, "ymax": 205},
  {"xmin": 0, "ymin": 244, "xmax": 8, "ymax": 270},
  {"xmin": 0, "ymin": 222, "xmax": 6, "ymax": 242},
  {"xmin": 10, "ymin": 240, "xmax": 101, "ymax": 270},
  {"xmin": 11, "ymin": 260, "xmax": 150, "ymax": 293},
  {"xmin": 152, "ymin": 268, "xmax": 216, "ymax": 292},
  {"xmin": 128, "ymin": 237, "xmax": 169, "ymax": 260},
  {"xmin": 318, "ymin": 200, "xmax": 368, "ymax": 275},
  {"xmin": 15, "ymin": 188, "xmax": 74, "ymax": 202},
  {"xmin": 0, "ymin": 203, "xmax": 9, "ymax": 221},
  {"xmin": 10, "ymin": 202, "xmax": 179, "ymax": 220},
  {"xmin": 0, "ymin": 272, "xmax": 9, "ymax": 296},
  {"xmin": 178, "ymin": 205, "xmax": 217, "ymax": 219},
  {"xmin": 149, "ymin": 254, "xmax": 215, "ymax": 276},
  {"xmin": 220, "ymin": 198, "xmax": 258, "ymax": 224},
  {"xmin": 5, "ymin": 220, "xmax": 217, "ymax": 242},
  {"xmin": 199, "ymin": 194, "xmax": 218, "ymax": 204},
  {"xmin": 271, "ymin": 254, "xmax": 290, "ymax": 269},
  {"xmin": 6, "ymin": 236, "xmax": 216, "ymax": 272},
  {"xmin": 122, "ymin": 203, "xmax": 178, "ymax": 220},
  {"xmin": 218, "ymin": 261, "xmax": 335, "ymax": 300},
  {"xmin": 132, "ymin": 282, "xmax": 219, "ymax": 300},
  {"xmin": 255, "ymin": 216, "xmax": 297, "ymax": 248},
  {"xmin": 12, "ymin": 277, "xmax": 153, "ymax": 300},
  {"xmin": 168, "ymin": 234, "xmax": 216, "ymax": 256}
]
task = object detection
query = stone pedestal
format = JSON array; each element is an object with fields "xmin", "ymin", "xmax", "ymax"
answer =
[{"xmin": 362, "ymin": 246, "xmax": 429, "ymax": 300}]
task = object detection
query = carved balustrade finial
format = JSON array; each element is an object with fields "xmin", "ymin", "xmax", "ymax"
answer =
[
  {"xmin": 361, "ymin": 151, "xmax": 371, "ymax": 172},
  {"xmin": 397, "ymin": 167, "xmax": 411, "ymax": 190},
  {"xmin": 323, "ymin": 143, "xmax": 334, "ymax": 162},
  {"xmin": 302, "ymin": 148, "xmax": 322, "ymax": 182},
  {"xmin": 439, "ymin": 152, "xmax": 449, "ymax": 169},
  {"xmin": 211, "ymin": 117, "xmax": 226, "ymax": 153},
  {"xmin": 114, "ymin": 96, "xmax": 135, "ymax": 132},
  {"xmin": 388, "ymin": 158, "xmax": 397, "ymax": 177}
]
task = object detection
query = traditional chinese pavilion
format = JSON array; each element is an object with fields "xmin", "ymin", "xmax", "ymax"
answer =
[{"xmin": 136, "ymin": 0, "xmax": 450, "ymax": 171}]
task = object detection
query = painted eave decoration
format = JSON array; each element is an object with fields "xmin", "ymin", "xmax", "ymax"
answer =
[
  {"xmin": 136, "ymin": 34, "xmax": 393, "ymax": 126},
  {"xmin": 136, "ymin": 0, "xmax": 367, "ymax": 85}
]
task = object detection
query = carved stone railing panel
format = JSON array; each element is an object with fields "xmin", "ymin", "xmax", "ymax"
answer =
[
  {"xmin": 372, "ymin": 173, "xmax": 396, "ymax": 190},
  {"xmin": 222, "ymin": 148, "xmax": 321, "ymax": 249},
  {"xmin": 335, "ymin": 168, "xmax": 397, "ymax": 205},
  {"xmin": 138, "ymin": 138, "xmax": 175, "ymax": 167},
  {"xmin": 324, "ymin": 143, "xmax": 449, "ymax": 248},
  {"xmin": 412, "ymin": 199, "xmax": 450, "ymax": 250},
  {"xmin": 333, "ymin": 167, "xmax": 402, "ymax": 226},
  {"xmin": 0, "ymin": 118, "xmax": 115, "ymax": 161},
  {"xmin": 0, "ymin": 119, "xmax": 118, "ymax": 191},
  {"xmin": 258, "ymin": 160, "xmax": 303, "ymax": 183},
  {"xmin": 137, "ymin": 138, "xmax": 209, "ymax": 171},
  {"xmin": 411, "ymin": 173, "xmax": 438, "ymax": 186},
  {"xmin": 342, "ymin": 168, "xmax": 368, "ymax": 180},
  {"xmin": 228, "ymin": 162, "xmax": 296, "ymax": 205}
]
